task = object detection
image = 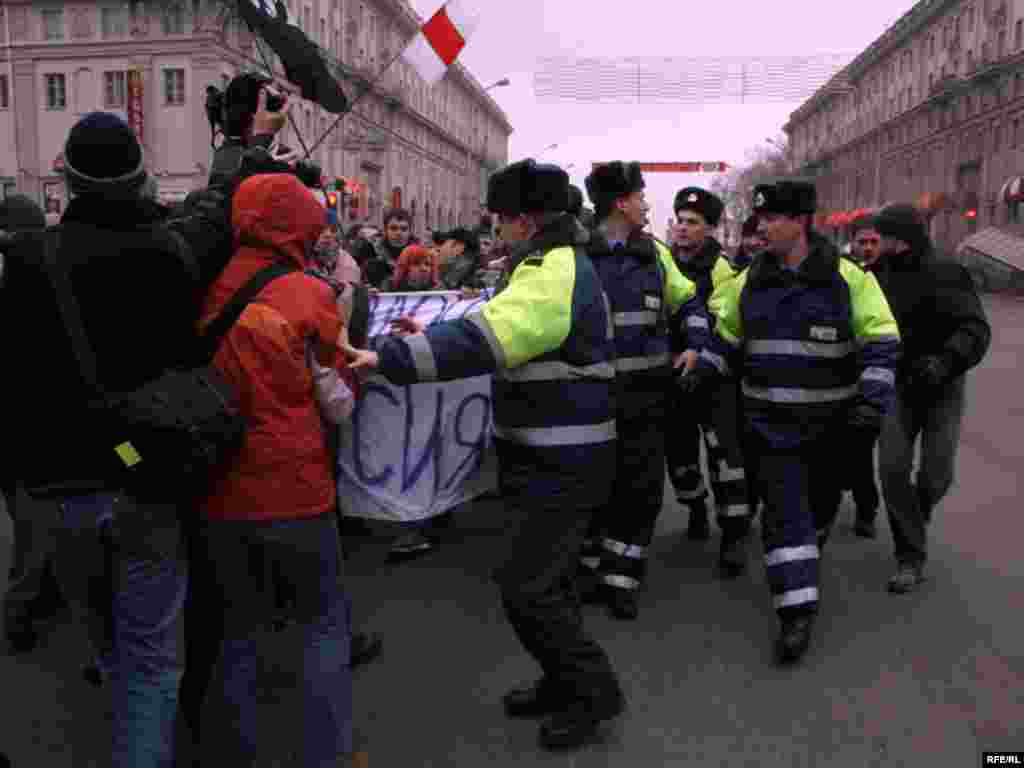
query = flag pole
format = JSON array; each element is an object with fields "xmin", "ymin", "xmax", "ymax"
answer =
[
  {"xmin": 304, "ymin": 46, "xmax": 409, "ymax": 159},
  {"xmin": 246, "ymin": 20, "xmax": 319, "ymax": 167}
]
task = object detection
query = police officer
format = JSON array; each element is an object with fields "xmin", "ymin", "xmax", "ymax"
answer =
[
  {"xmin": 345, "ymin": 159, "xmax": 625, "ymax": 750},
  {"xmin": 578, "ymin": 162, "xmax": 709, "ymax": 620},
  {"xmin": 688, "ymin": 179, "xmax": 900, "ymax": 663},
  {"xmin": 845, "ymin": 217, "xmax": 885, "ymax": 537},
  {"xmin": 669, "ymin": 187, "xmax": 752, "ymax": 577}
]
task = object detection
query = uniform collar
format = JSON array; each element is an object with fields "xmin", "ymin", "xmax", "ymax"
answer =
[
  {"xmin": 673, "ymin": 235, "xmax": 723, "ymax": 273},
  {"xmin": 747, "ymin": 232, "xmax": 839, "ymax": 286},
  {"xmin": 589, "ymin": 226, "xmax": 656, "ymax": 262}
]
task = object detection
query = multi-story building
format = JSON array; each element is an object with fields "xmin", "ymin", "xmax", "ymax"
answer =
[
  {"xmin": 0, "ymin": 0, "xmax": 512, "ymax": 233},
  {"xmin": 785, "ymin": 0, "xmax": 1024, "ymax": 254}
]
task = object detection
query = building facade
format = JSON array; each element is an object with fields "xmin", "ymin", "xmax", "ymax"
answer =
[
  {"xmin": 0, "ymin": 0, "xmax": 512, "ymax": 232},
  {"xmin": 786, "ymin": 0, "xmax": 1024, "ymax": 252}
]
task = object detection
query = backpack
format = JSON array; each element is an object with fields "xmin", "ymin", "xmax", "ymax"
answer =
[{"xmin": 41, "ymin": 226, "xmax": 296, "ymax": 501}]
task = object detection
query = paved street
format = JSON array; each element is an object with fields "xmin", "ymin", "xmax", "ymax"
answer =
[{"xmin": 2, "ymin": 294, "xmax": 1023, "ymax": 767}]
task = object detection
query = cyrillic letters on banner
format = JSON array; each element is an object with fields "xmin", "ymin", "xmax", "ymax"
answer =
[{"xmin": 337, "ymin": 291, "xmax": 498, "ymax": 521}]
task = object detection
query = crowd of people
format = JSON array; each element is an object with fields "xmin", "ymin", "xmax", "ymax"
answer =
[{"xmin": 0, "ymin": 69, "xmax": 993, "ymax": 767}]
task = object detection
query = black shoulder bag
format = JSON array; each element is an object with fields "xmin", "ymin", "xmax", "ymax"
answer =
[{"xmin": 41, "ymin": 227, "xmax": 296, "ymax": 500}]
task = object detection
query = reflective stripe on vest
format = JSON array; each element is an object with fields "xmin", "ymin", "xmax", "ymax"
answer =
[
  {"xmin": 700, "ymin": 348, "xmax": 729, "ymax": 375},
  {"xmin": 614, "ymin": 310, "xmax": 659, "ymax": 327},
  {"xmin": 862, "ymin": 366, "xmax": 895, "ymax": 386},
  {"xmin": 404, "ymin": 333, "xmax": 438, "ymax": 381},
  {"xmin": 746, "ymin": 339, "xmax": 855, "ymax": 359},
  {"xmin": 742, "ymin": 381, "xmax": 859, "ymax": 404},
  {"xmin": 492, "ymin": 419, "xmax": 617, "ymax": 447},
  {"xmin": 467, "ymin": 312, "xmax": 506, "ymax": 369},
  {"xmin": 602, "ymin": 292, "xmax": 614, "ymax": 341},
  {"xmin": 499, "ymin": 359, "xmax": 616, "ymax": 383},
  {"xmin": 615, "ymin": 351, "xmax": 672, "ymax": 373},
  {"xmin": 687, "ymin": 315, "xmax": 710, "ymax": 330}
]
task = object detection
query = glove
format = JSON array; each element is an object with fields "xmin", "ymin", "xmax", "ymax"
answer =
[
  {"xmin": 848, "ymin": 403, "xmax": 883, "ymax": 438},
  {"xmin": 907, "ymin": 354, "xmax": 952, "ymax": 391},
  {"xmin": 677, "ymin": 366, "xmax": 714, "ymax": 398}
]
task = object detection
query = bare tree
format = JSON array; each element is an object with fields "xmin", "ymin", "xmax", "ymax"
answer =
[{"xmin": 714, "ymin": 135, "xmax": 789, "ymax": 245}]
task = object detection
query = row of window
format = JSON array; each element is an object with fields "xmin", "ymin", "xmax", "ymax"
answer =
[
  {"xmin": 40, "ymin": 3, "xmax": 203, "ymax": 41},
  {"xmin": 28, "ymin": 70, "xmax": 187, "ymax": 110},
  {"xmin": 800, "ymin": 13, "xmax": 1024, "ymax": 148}
]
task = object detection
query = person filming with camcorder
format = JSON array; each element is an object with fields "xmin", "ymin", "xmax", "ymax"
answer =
[{"xmin": 205, "ymin": 72, "xmax": 322, "ymax": 191}]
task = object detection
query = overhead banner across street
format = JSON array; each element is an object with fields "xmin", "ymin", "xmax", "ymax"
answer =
[{"xmin": 337, "ymin": 291, "xmax": 499, "ymax": 521}]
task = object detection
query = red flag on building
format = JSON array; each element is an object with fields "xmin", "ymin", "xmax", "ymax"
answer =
[{"xmin": 402, "ymin": 0, "xmax": 480, "ymax": 87}]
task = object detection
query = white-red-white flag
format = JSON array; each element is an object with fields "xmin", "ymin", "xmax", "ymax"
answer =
[{"xmin": 402, "ymin": 0, "xmax": 480, "ymax": 87}]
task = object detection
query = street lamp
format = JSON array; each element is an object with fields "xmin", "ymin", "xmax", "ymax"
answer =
[{"xmin": 483, "ymin": 77, "xmax": 510, "ymax": 92}]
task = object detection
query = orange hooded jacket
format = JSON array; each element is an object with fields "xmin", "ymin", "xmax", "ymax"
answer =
[{"xmin": 198, "ymin": 173, "xmax": 344, "ymax": 521}]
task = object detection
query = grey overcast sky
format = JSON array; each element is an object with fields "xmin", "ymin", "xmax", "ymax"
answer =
[{"xmin": 408, "ymin": 0, "xmax": 920, "ymax": 231}]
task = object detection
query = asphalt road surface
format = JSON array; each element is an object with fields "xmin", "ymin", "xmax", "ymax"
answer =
[{"xmin": 2, "ymin": 295, "xmax": 1022, "ymax": 767}]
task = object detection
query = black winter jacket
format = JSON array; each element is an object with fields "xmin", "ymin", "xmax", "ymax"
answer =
[
  {"xmin": 1, "ymin": 196, "xmax": 208, "ymax": 497},
  {"xmin": 869, "ymin": 247, "xmax": 991, "ymax": 385}
]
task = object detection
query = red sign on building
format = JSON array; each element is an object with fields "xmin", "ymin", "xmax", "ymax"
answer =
[{"xmin": 126, "ymin": 68, "xmax": 144, "ymax": 146}]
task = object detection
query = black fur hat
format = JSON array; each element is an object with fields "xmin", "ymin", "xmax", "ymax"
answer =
[
  {"xmin": 673, "ymin": 187, "xmax": 724, "ymax": 227},
  {"xmin": 486, "ymin": 159, "xmax": 570, "ymax": 216},
  {"xmin": 752, "ymin": 179, "xmax": 817, "ymax": 216},
  {"xmin": 584, "ymin": 161, "xmax": 644, "ymax": 218},
  {"xmin": 567, "ymin": 184, "xmax": 584, "ymax": 216}
]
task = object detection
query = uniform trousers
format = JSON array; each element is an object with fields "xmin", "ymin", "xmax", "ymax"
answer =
[
  {"xmin": 747, "ymin": 428, "xmax": 844, "ymax": 620},
  {"xmin": 665, "ymin": 381, "xmax": 753, "ymax": 537},
  {"xmin": 583, "ymin": 398, "xmax": 667, "ymax": 593},
  {"xmin": 494, "ymin": 439, "xmax": 622, "ymax": 706}
]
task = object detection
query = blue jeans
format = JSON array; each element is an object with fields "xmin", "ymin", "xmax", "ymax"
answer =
[
  {"xmin": 201, "ymin": 513, "xmax": 352, "ymax": 766},
  {"xmin": 55, "ymin": 493, "xmax": 187, "ymax": 768}
]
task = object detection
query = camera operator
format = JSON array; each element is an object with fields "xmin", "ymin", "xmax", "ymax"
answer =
[
  {"xmin": 207, "ymin": 72, "xmax": 321, "ymax": 191},
  {"xmin": 169, "ymin": 76, "xmax": 318, "ymax": 292}
]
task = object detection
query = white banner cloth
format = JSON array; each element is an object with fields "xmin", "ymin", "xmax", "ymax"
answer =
[{"xmin": 337, "ymin": 291, "xmax": 498, "ymax": 521}]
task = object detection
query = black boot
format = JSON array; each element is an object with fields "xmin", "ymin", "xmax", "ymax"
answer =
[
  {"xmin": 539, "ymin": 690, "xmax": 626, "ymax": 750},
  {"xmin": 685, "ymin": 501, "xmax": 710, "ymax": 541},
  {"xmin": 350, "ymin": 632, "xmax": 383, "ymax": 668},
  {"xmin": 4, "ymin": 617, "xmax": 37, "ymax": 655},
  {"xmin": 718, "ymin": 532, "xmax": 747, "ymax": 579},
  {"xmin": 776, "ymin": 614, "xmax": 815, "ymax": 664},
  {"xmin": 503, "ymin": 678, "xmax": 567, "ymax": 719},
  {"xmin": 575, "ymin": 566, "xmax": 603, "ymax": 605},
  {"xmin": 853, "ymin": 516, "xmax": 877, "ymax": 539},
  {"xmin": 605, "ymin": 586, "xmax": 639, "ymax": 621},
  {"xmin": 917, "ymin": 485, "xmax": 933, "ymax": 525}
]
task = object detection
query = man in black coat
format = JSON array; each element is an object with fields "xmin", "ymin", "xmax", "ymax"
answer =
[
  {"xmin": 1, "ymin": 112, "xmax": 203, "ymax": 766},
  {"xmin": 869, "ymin": 204, "xmax": 991, "ymax": 593}
]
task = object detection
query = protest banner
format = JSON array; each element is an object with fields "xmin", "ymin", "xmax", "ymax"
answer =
[{"xmin": 337, "ymin": 291, "xmax": 499, "ymax": 521}]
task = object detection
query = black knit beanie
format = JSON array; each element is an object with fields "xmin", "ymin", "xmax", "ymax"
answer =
[{"xmin": 63, "ymin": 112, "xmax": 146, "ymax": 197}]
